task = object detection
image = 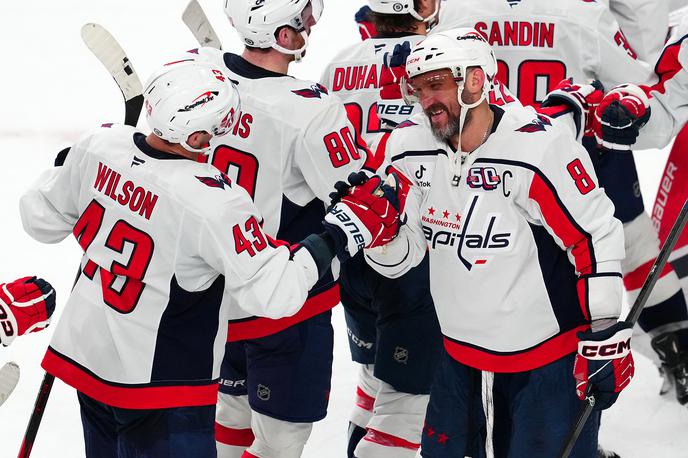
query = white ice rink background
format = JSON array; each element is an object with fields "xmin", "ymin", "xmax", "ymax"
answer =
[{"xmin": 1, "ymin": 1, "xmax": 687, "ymax": 456}]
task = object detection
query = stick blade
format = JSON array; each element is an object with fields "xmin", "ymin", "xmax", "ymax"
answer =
[
  {"xmin": 182, "ymin": 0, "xmax": 223, "ymax": 50},
  {"xmin": 81, "ymin": 23, "xmax": 144, "ymax": 105},
  {"xmin": 0, "ymin": 362, "xmax": 20, "ymax": 407}
]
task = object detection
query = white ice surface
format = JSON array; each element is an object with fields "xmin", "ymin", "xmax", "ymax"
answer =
[{"xmin": 0, "ymin": 1, "xmax": 686, "ymax": 457}]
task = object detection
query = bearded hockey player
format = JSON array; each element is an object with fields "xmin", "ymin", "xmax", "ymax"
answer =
[
  {"xmin": 19, "ymin": 59, "xmax": 400, "ymax": 457},
  {"xmin": 435, "ymin": 0, "xmax": 688, "ymax": 410},
  {"xmin": 320, "ymin": 2, "xmax": 442, "ymax": 457},
  {"xmin": 0, "ymin": 276, "xmax": 55, "ymax": 346},
  {"xmin": 186, "ymin": 1, "xmax": 375, "ymax": 457},
  {"xmin": 364, "ymin": 29, "xmax": 631, "ymax": 457}
]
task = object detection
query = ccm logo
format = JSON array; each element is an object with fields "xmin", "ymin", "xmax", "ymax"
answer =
[
  {"xmin": 581, "ymin": 339, "xmax": 631, "ymax": 358},
  {"xmin": 0, "ymin": 304, "xmax": 15, "ymax": 337}
]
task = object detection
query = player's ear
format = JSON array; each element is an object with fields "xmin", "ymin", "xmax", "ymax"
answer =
[
  {"xmin": 418, "ymin": 0, "xmax": 436, "ymax": 18},
  {"xmin": 275, "ymin": 26, "xmax": 292, "ymax": 49},
  {"xmin": 187, "ymin": 131, "xmax": 212, "ymax": 150},
  {"xmin": 465, "ymin": 67, "xmax": 486, "ymax": 93}
]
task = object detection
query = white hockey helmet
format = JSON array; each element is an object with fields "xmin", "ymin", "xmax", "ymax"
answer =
[
  {"xmin": 404, "ymin": 28, "xmax": 497, "ymax": 106},
  {"xmin": 143, "ymin": 60, "xmax": 240, "ymax": 154},
  {"xmin": 224, "ymin": 0, "xmax": 323, "ymax": 61},
  {"xmin": 368, "ymin": 0, "xmax": 439, "ymax": 25}
]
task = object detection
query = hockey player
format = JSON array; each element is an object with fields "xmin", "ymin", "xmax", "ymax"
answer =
[
  {"xmin": 185, "ymin": 1, "xmax": 373, "ymax": 457},
  {"xmin": 0, "ymin": 276, "xmax": 55, "ymax": 346},
  {"xmin": 434, "ymin": 0, "xmax": 688, "ymax": 410},
  {"xmin": 19, "ymin": 59, "xmax": 400, "ymax": 457},
  {"xmin": 320, "ymin": 2, "xmax": 442, "ymax": 457},
  {"xmin": 361, "ymin": 29, "xmax": 632, "ymax": 457}
]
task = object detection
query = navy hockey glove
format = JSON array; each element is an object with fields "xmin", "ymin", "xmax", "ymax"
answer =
[
  {"xmin": 541, "ymin": 78, "xmax": 604, "ymax": 141},
  {"xmin": 380, "ymin": 41, "xmax": 412, "ymax": 100},
  {"xmin": 355, "ymin": 6, "xmax": 377, "ymax": 41},
  {"xmin": 0, "ymin": 277, "xmax": 56, "ymax": 346},
  {"xmin": 594, "ymin": 84, "xmax": 651, "ymax": 151},
  {"xmin": 324, "ymin": 172, "xmax": 407, "ymax": 260},
  {"xmin": 574, "ymin": 321, "xmax": 635, "ymax": 411}
]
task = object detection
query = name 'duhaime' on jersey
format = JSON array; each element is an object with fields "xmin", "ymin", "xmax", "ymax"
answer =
[{"xmin": 93, "ymin": 162, "xmax": 159, "ymax": 220}]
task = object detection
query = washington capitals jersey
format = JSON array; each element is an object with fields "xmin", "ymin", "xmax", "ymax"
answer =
[
  {"xmin": 320, "ymin": 33, "xmax": 426, "ymax": 168},
  {"xmin": 188, "ymin": 48, "xmax": 367, "ymax": 339},
  {"xmin": 20, "ymin": 125, "xmax": 320, "ymax": 409},
  {"xmin": 365, "ymin": 105, "xmax": 625, "ymax": 372},
  {"xmin": 434, "ymin": 0, "xmax": 656, "ymax": 106}
]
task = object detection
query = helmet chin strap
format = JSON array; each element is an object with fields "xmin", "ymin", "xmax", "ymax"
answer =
[
  {"xmin": 182, "ymin": 139, "xmax": 211, "ymax": 155},
  {"xmin": 409, "ymin": 0, "xmax": 440, "ymax": 28},
  {"xmin": 272, "ymin": 30, "xmax": 309, "ymax": 63},
  {"xmin": 451, "ymin": 82, "xmax": 486, "ymax": 184}
]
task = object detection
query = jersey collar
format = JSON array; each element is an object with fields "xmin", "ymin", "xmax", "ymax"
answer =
[
  {"xmin": 133, "ymin": 133, "xmax": 187, "ymax": 161},
  {"xmin": 224, "ymin": 53, "xmax": 290, "ymax": 80}
]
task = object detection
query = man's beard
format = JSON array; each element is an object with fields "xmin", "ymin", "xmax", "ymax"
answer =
[{"xmin": 426, "ymin": 102, "xmax": 461, "ymax": 144}]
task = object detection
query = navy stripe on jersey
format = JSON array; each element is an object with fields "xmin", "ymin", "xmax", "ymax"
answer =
[
  {"xmin": 473, "ymin": 157, "xmax": 597, "ymax": 273},
  {"xmin": 528, "ymin": 223, "xmax": 586, "ymax": 332},
  {"xmin": 224, "ymin": 53, "xmax": 289, "ymax": 80},
  {"xmin": 151, "ymin": 275, "xmax": 225, "ymax": 382},
  {"xmin": 133, "ymin": 133, "xmax": 186, "ymax": 161},
  {"xmin": 391, "ymin": 149, "xmax": 447, "ymax": 163}
]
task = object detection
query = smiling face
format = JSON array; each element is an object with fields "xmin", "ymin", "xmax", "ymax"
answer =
[{"xmin": 409, "ymin": 69, "xmax": 462, "ymax": 143}]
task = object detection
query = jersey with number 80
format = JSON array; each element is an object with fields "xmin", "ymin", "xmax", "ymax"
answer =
[
  {"xmin": 191, "ymin": 48, "xmax": 367, "ymax": 329},
  {"xmin": 434, "ymin": 0, "xmax": 656, "ymax": 106}
]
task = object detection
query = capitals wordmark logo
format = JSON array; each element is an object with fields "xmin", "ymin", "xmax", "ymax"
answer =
[{"xmin": 422, "ymin": 195, "xmax": 512, "ymax": 270}]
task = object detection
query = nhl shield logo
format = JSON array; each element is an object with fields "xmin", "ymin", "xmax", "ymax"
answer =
[
  {"xmin": 257, "ymin": 384, "xmax": 271, "ymax": 401},
  {"xmin": 394, "ymin": 346, "xmax": 409, "ymax": 364}
]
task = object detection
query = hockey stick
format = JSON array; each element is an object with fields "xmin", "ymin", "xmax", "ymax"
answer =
[
  {"xmin": 559, "ymin": 198, "xmax": 688, "ymax": 458},
  {"xmin": 182, "ymin": 0, "xmax": 223, "ymax": 50},
  {"xmin": 81, "ymin": 23, "xmax": 144, "ymax": 127},
  {"xmin": 17, "ymin": 25, "xmax": 144, "ymax": 458},
  {"xmin": 17, "ymin": 372, "xmax": 53, "ymax": 458},
  {"xmin": 0, "ymin": 362, "xmax": 20, "ymax": 407}
]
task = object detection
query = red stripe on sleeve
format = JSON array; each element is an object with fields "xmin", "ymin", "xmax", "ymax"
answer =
[
  {"xmin": 363, "ymin": 428, "xmax": 420, "ymax": 450},
  {"xmin": 529, "ymin": 173, "xmax": 593, "ymax": 275}
]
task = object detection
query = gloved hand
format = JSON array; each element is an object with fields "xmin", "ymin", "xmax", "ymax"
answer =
[
  {"xmin": 541, "ymin": 78, "xmax": 604, "ymax": 141},
  {"xmin": 355, "ymin": 6, "xmax": 377, "ymax": 41},
  {"xmin": 380, "ymin": 41, "xmax": 412, "ymax": 100},
  {"xmin": 0, "ymin": 276, "xmax": 56, "ymax": 346},
  {"xmin": 573, "ymin": 321, "xmax": 635, "ymax": 410},
  {"xmin": 324, "ymin": 172, "xmax": 407, "ymax": 260},
  {"xmin": 594, "ymin": 83, "xmax": 651, "ymax": 151}
]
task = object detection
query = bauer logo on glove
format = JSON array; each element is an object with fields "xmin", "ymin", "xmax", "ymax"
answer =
[{"xmin": 324, "ymin": 171, "xmax": 408, "ymax": 260}]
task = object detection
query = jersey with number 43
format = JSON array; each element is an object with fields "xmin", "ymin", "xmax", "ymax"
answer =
[
  {"xmin": 19, "ymin": 125, "xmax": 320, "ymax": 409},
  {"xmin": 366, "ymin": 104, "xmax": 625, "ymax": 373},
  {"xmin": 189, "ymin": 48, "xmax": 367, "ymax": 339},
  {"xmin": 434, "ymin": 0, "xmax": 656, "ymax": 106}
]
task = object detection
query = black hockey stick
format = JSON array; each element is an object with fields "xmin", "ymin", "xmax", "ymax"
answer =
[
  {"xmin": 17, "ymin": 24, "xmax": 143, "ymax": 458},
  {"xmin": 182, "ymin": 0, "xmax": 224, "ymax": 50},
  {"xmin": 559, "ymin": 198, "xmax": 688, "ymax": 458},
  {"xmin": 17, "ymin": 372, "xmax": 53, "ymax": 458}
]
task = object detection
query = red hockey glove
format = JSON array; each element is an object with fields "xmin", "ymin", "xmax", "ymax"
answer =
[
  {"xmin": 541, "ymin": 78, "xmax": 604, "ymax": 141},
  {"xmin": 324, "ymin": 172, "xmax": 408, "ymax": 260},
  {"xmin": 594, "ymin": 84, "xmax": 651, "ymax": 151},
  {"xmin": 380, "ymin": 41, "xmax": 412, "ymax": 100},
  {"xmin": 0, "ymin": 277, "xmax": 56, "ymax": 346},
  {"xmin": 574, "ymin": 321, "xmax": 635, "ymax": 411},
  {"xmin": 355, "ymin": 6, "xmax": 377, "ymax": 41}
]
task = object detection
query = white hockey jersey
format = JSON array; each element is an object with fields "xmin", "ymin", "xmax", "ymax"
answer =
[
  {"xmin": 188, "ymin": 48, "xmax": 366, "ymax": 340},
  {"xmin": 434, "ymin": 0, "xmax": 656, "ymax": 106},
  {"xmin": 320, "ymin": 33, "xmax": 425, "ymax": 170},
  {"xmin": 20, "ymin": 125, "xmax": 321, "ymax": 409},
  {"xmin": 366, "ymin": 106, "xmax": 625, "ymax": 372}
]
